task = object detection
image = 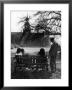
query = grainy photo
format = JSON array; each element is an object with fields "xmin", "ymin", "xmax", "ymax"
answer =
[{"xmin": 11, "ymin": 11, "xmax": 61, "ymax": 79}]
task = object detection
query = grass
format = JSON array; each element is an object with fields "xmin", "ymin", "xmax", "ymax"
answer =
[{"xmin": 11, "ymin": 54, "xmax": 61, "ymax": 79}]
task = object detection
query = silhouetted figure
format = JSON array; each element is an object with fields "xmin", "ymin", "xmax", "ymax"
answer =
[
  {"xmin": 20, "ymin": 48, "xmax": 24, "ymax": 55},
  {"xmin": 15, "ymin": 48, "xmax": 24, "ymax": 64},
  {"xmin": 49, "ymin": 37, "xmax": 58, "ymax": 73},
  {"xmin": 38, "ymin": 48, "xmax": 45, "ymax": 57},
  {"xmin": 37, "ymin": 48, "xmax": 48, "ymax": 71}
]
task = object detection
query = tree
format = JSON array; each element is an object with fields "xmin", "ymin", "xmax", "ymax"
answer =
[
  {"xmin": 34, "ymin": 11, "xmax": 61, "ymax": 34},
  {"xmin": 18, "ymin": 15, "xmax": 32, "ymax": 41},
  {"xmin": 35, "ymin": 18, "xmax": 48, "ymax": 33}
]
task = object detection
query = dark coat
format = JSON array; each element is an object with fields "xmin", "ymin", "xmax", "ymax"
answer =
[{"xmin": 49, "ymin": 42, "xmax": 58, "ymax": 58}]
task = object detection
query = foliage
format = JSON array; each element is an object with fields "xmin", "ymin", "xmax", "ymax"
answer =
[
  {"xmin": 17, "ymin": 11, "xmax": 61, "ymax": 44},
  {"xmin": 34, "ymin": 11, "xmax": 61, "ymax": 33}
]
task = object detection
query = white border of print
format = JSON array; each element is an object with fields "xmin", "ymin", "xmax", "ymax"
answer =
[{"xmin": 4, "ymin": 4, "xmax": 69, "ymax": 87}]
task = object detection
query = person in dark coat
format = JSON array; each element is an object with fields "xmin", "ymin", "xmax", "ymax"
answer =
[
  {"xmin": 15, "ymin": 48, "xmax": 24, "ymax": 64},
  {"xmin": 38, "ymin": 48, "xmax": 48, "ymax": 71},
  {"xmin": 38, "ymin": 48, "xmax": 45, "ymax": 57},
  {"xmin": 49, "ymin": 37, "xmax": 59, "ymax": 73}
]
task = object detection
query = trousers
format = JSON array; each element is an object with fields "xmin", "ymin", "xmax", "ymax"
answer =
[{"xmin": 50, "ymin": 56, "xmax": 56, "ymax": 73}]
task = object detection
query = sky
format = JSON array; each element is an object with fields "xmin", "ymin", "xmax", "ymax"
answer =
[{"xmin": 11, "ymin": 11, "xmax": 38, "ymax": 32}]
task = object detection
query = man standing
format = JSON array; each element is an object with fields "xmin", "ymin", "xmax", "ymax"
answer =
[{"xmin": 49, "ymin": 37, "xmax": 58, "ymax": 73}]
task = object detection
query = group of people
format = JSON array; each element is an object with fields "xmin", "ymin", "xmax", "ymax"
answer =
[
  {"xmin": 15, "ymin": 37, "xmax": 59, "ymax": 73},
  {"xmin": 37, "ymin": 37, "xmax": 59, "ymax": 73}
]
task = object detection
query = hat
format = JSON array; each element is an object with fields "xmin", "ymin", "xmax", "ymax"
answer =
[{"xmin": 49, "ymin": 35, "xmax": 55, "ymax": 38}]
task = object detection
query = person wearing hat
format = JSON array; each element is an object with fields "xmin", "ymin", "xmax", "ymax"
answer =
[{"xmin": 49, "ymin": 37, "xmax": 59, "ymax": 73}]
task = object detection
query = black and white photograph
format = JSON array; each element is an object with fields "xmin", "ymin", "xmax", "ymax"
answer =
[
  {"xmin": 11, "ymin": 10, "xmax": 61, "ymax": 79},
  {"xmin": 4, "ymin": 4, "xmax": 69, "ymax": 86}
]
